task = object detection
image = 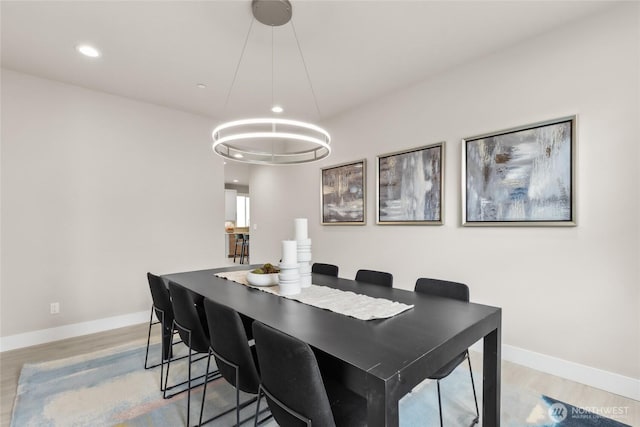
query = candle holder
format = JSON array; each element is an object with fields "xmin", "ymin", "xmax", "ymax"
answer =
[
  {"xmin": 279, "ymin": 240, "xmax": 301, "ymax": 295},
  {"xmin": 297, "ymin": 238, "xmax": 312, "ymax": 288},
  {"xmin": 294, "ymin": 218, "xmax": 312, "ymax": 288}
]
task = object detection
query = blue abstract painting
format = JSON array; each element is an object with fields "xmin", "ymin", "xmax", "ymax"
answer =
[{"xmin": 464, "ymin": 118, "xmax": 574, "ymax": 225}]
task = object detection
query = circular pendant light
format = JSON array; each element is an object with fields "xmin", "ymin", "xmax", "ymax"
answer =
[
  {"xmin": 212, "ymin": 0, "xmax": 331, "ymax": 165},
  {"xmin": 213, "ymin": 118, "xmax": 331, "ymax": 165}
]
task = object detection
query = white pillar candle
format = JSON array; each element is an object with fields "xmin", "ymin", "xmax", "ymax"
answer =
[
  {"xmin": 294, "ymin": 218, "xmax": 308, "ymax": 241},
  {"xmin": 282, "ymin": 240, "xmax": 298, "ymax": 264}
]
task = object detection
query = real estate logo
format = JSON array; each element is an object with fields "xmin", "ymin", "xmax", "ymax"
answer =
[{"xmin": 549, "ymin": 402, "xmax": 568, "ymax": 422}]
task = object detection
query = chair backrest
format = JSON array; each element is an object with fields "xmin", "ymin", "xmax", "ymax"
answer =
[
  {"xmin": 311, "ymin": 263, "xmax": 339, "ymax": 277},
  {"xmin": 252, "ymin": 321, "xmax": 336, "ymax": 427},
  {"xmin": 355, "ymin": 269, "xmax": 393, "ymax": 288},
  {"xmin": 168, "ymin": 281, "xmax": 210, "ymax": 353},
  {"xmin": 203, "ymin": 298, "xmax": 260, "ymax": 394},
  {"xmin": 147, "ymin": 272, "xmax": 173, "ymax": 330},
  {"xmin": 414, "ymin": 278, "xmax": 469, "ymax": 302}
]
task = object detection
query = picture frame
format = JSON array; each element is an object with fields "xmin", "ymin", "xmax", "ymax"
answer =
[
  {"xmin": 462, "ymin": 116, "xmax": 576, "ymax": 226},
  {"xmin": 320, "ymin": 159, "xmax": 366, "ymax": 225},
  {"xmin": 376, "ymin": 142, "xmax": 444, "ymax": 225}
]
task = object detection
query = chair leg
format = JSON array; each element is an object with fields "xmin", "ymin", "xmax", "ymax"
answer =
[
  {"xmin": 159, "ymin": 347, "xmax": 165, "ymax": 392},
  {"xmin": 436, "ymin": 380, "xmax": 444, "ymax": 427},
  {"xmin": 187, "ymin": 334, "xmax": 193, "ymax": 427},
  {"xmin": 467, "ymin": 353, "xmax": 480, "ymax": 424},
  {"xmin": 254, "ymin": 387, "xmax": 262, "ymax": 427},
  {"xmin": 163, "ymin": 323, "xmax": 175, "ymax": 399},
  {"xmin": 235, "ymin": 366, "xmax": 242, "ymax": 427},
  {"xmin": 158, "ymin": 310, "xmax": 166, "ymax": 392},
  {"xmin": 144, "ymin": 306, "xmax": 154, "ymax": 369},
  {"xmin": 144, "ymin": 306, "xmax": 174, "ymax": 392},
  {"xmin": 199, "ymin": 350, "xmax": 213, "ymax": 427},
  {"xmin": 200, "ymin": 348, "xmax": 255, "ymax": 427},
  {"xmin": 249, "ymin": 388, "xmax": 273, "ymax": 427},
  {"xmin": 164, "ymin": 350, "xmax": 217, "ymax": 400}
]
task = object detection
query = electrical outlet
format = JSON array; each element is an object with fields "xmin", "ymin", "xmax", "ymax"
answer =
[{"xmin": 50, "ymin": 302, "xmax": 60, "ymax": 314}]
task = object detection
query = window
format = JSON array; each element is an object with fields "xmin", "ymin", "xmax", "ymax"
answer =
[{"xmin": 236, "ymin": 195, "xmax": 250, "ymax": 228}]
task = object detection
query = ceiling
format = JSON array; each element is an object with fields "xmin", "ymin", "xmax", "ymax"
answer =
[{"xmin": 1, "ymin": 1, "xmax": 617, "ymax": 186}]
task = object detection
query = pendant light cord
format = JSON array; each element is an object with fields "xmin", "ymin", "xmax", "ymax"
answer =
[
  {"xmin": 224, "ymin": 16, "xmax": 322, "ymax": 119},
  {"xmin": 271, "ymin": 26, "xmax": 275, "ymax": 155},
  {"xmin": 290, "ymin": 20, "xmax": 323, "ymax": 119},
  {"xmin": 223, "ymin": 18, "xmax": 255, "ymax": 111}
]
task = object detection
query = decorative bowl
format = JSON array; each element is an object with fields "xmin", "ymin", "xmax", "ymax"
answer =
[{"xmin": 247, "ymin": 272, "xmax": 279, "ymax": 287}]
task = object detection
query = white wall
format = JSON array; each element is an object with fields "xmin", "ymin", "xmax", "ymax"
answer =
[
  {"xmin": 251, "ymin": 4, "xmax": 640, "ymax": 381},
  {"xmin": 1, "ymin": 70, "xmax": 226, "ymax": 338}
]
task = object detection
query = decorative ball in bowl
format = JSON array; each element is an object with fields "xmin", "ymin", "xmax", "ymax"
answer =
[{"xmin": 246, "ymin": 263, "xmax": 280, "ymax": 287}]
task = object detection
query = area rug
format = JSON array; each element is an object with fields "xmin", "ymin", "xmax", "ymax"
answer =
[{"xmin": 11, "ymin": 341, "xmax": 632, "ymax": 426}]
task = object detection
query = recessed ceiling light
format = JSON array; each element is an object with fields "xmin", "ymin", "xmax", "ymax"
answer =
[
  {"xmin": 76, "ymin": 44, "xmax": 101, "ymax": 58},
  {"xmin": 271, "ymin": 105, "xmax": 284, "ymax": 113},
  {"xmin": 196, "ymin": 83, "xmax": 207, "ymax": 89},
  {"xmin": 233, "ymin": 179, "xmax": 239, "ymax": 183},
  {"xmin": 234, "ymin": 153, "xmax": 244, "ymax": 159}
]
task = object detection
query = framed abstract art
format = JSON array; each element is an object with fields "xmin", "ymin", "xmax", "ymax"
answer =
[
  {"xmin": 376, "ymin": 142, "xmax": 444, "ymax": 225},
  {"xmin": 320, "ymin": 159, "xmax": 366, "ymax": 225},
  {"xmin": 463, "ymin": 116, "xmax": 576, "ymax": 226}
]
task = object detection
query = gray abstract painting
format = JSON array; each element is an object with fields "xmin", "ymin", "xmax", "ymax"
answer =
[
  {"xmin": 465, "ymin": 119, "xmax": 574, "ymax": 224},
  {"xmin": 322, "ymin": 160, "xmax": 365, "ymax": 224},
  {"xmin": 378, "ymin": 144, "xmax": 442, "ymax": 223}
]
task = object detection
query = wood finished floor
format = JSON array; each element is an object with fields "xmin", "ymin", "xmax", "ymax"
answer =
[{"xmin": 1, "ymin": 323, "xmax": 638, "ymax": 427}]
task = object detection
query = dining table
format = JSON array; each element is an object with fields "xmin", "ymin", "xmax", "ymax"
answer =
[{"xmin": 162, "ymin": 265, "xmax": 502, "ymax": 427}]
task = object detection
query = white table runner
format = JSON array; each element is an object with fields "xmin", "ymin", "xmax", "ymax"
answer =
[{"xmin": 215, "ymin": 270, "xmax": 413, "ymax": 321}]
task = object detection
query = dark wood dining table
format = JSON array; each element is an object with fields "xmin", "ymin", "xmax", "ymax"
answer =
[{"xmin": 163, "ymin": 265, "xmax": 502, "ymax": 427}]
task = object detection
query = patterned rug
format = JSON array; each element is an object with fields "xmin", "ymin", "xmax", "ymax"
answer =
[{"xmin": 11, "ymin": 340, "xmax": 631, "ymax": 426}]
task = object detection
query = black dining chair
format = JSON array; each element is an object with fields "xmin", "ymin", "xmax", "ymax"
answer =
[
  {"xmin": 167, "ymin": 281, "xmax": 221, "ymax": 426},
  {"xmin": 355, "ymin": 269, "xmax": 393, "ymax": 288},
  {"xmin": 233, "ymin": 234, "xmax": 245, "ymax": 263},
  {"xmin": 311, "ymin": 263, "xmax": 339, "ymax": 277},
  {"xmin": 241, "ymin": 234, "xmax": 250, "ymax": 264},
  {"xmin": 414, "ymin": 278, "xmax": 479, "ymax": 427},
  {"xmin": 199, "ymin": 298, "xmax": 268, "ymax": 426},
  {"xmin": 252, "ymin": 321, "xmax": 367, "ymax": 427},
  {"xmin": 144, "ymin": 272, "xmax": 188, "ymax": 391}
]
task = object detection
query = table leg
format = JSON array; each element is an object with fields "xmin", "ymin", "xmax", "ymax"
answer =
[
  {"xmin": 483, "ymin": 323, "xmax": 502, "ymax": 427},
  {"xmin": 161, "ymin": 327, "xmax": 172, "ymax": 360},
  {"xmin": 366, "ymin": 377, "xmax": 399, "ymax": 427}
]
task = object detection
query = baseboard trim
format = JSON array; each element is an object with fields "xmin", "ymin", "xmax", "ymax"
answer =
[
  {"xmin": 2, "ymin": 313, "xmax": 638, "ymax": 401},
  {"xmin": 470, "ymin": 341, "xmax": 640, "ymax": 401},
  {"xmin": 0, "ymin": 310, "xmax": 149, "ymax": 352}
]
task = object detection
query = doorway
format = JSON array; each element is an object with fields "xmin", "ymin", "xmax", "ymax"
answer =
[{"xmin": 224, "ymin": 162, "xmax": 251, "ymax": 263}]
